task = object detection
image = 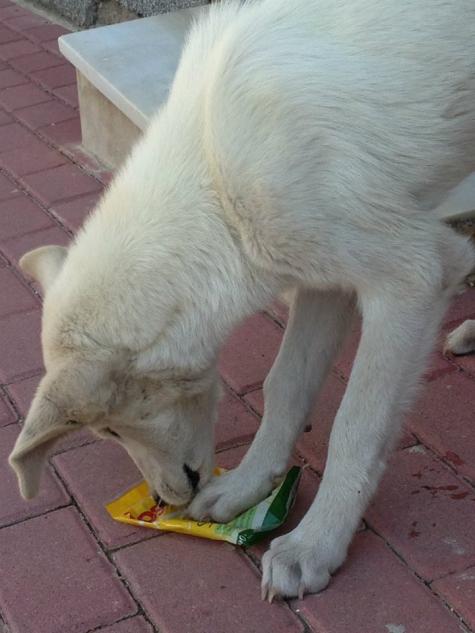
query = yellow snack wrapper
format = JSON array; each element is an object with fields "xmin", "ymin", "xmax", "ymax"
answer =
[{"xmin": 106, "ymin": 466, "xmax": 301, "ymax": 546}]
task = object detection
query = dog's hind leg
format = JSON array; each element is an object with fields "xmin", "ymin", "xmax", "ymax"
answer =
[
  {"xmin": 445, "ymin": 319, "xmax": 475, "ymax": 355},
  {"xmin": 188, "ymin": 288, "xmax": 354, "ymax": 522},
  {"xmin": 261, "ymin": 230, "xmax": 474, "ymax": 599}
]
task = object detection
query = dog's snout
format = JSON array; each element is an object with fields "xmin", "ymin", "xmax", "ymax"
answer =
[{"xmin": 184, "ymin": 464, "xmax": 200, "ymax": 491}]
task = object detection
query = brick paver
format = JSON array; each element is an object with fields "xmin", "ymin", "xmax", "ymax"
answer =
[
  {"xmin": 114, "ymin": 535, "xmax": 304, "ymax": 633},
  {"xmin": 3, "ymin": 373, "xmax": 41, "ymax": 417},
  {"xmin": 296, "ymin": 531, "xmax": 464, "ymax": 633},
  {"xmin": 96, "ymin": 617, "xmax": 155, "ymax": 633},
  {"xmin": 219, "ymin": 312, "xmax": 282, "ymax": 394},
  {"xmin": 0, "ymin": 5, "xmax": 30, "ymax": 21},
  {"xmin": 0, "ymin": 136, "xmax": 67, "ymax": 176},
  {"xmin": 0, "ymin": 38, "xmax": 40, "ymax": 61},
  {"xmin": 444, "ymin": 288, "xmax": 475, "ymax": 326},
  {"xmin": 0, "ymin": 194, "xmax": 53, "ymax": 240},
  {"xmin": 0, "ymin": 3, "xmax": 474, "ymax": 632},
  {"xmin": 215, "ymin": 443, "xmax": 249, "ymax": 468},
  {"xmin": 0, "ymin": 309, "xmax": 43, "ymax": 381},
  {"xmin": 21, "ymin": 163, "xmax": 102, "ymax": 205},
  {"xmin": 53, "ymin": 439, "xmax": 157, "ymax": 551},
  {"xmin": 31, "ymin": 62, "xmax": 75, "ymax": 88},
  {"xmin": 0, "ymin": 266, "xmax": 38, "ymax": 316},
  {"xmin": 3, "ymin": 13, "xmax": 49, "ymax": 31},
  {"xmin": 50, "ymin": 191, "xmax": 101, "ymax": 231},
  {"xmin": 0, "ymin": 25, "xmax": 21, "ymax": 44},
  {"xmin": 15, "ymin": 99, "xmax": 76, "ymax": 129},
  {"xmin": 0, "ymin": 121, "xmax": 36, "ymax": 151},
  {"xmin": 450, "ymin": 352, "xmax": 475, "ymax": 379},
  {"xmin": 215, "ymin": 386, "xmax": 260, "ymax": 449},
  {"xmin": 38, "ymin": 115, "xmax": 81, "ymax": 145},
  {"xmin": 25, "ymin": 23, "xmax": 68, "ymax": 43},
  {"xmin": 432, "ymin": 567, "xmax": 475, "ymax": 630},
  {"xmin": 0, "ymin": 81, "xmax": 50, "ymax": 110},
  {"xmin": 0, "ymin": 106, "xmax": 12, "ymax": 124},
  {"xmin": 409, "ymin": 371, "xmax": 475, "ymax": 482},
  {"xmin": 0, "ymin": 67, "xmax": 26, "ymax": 88},
  {"xmin": 42, "ymin": 38, "xmax": 61, "ymax": 57},
  {"xmin": 0, "ymin": 507, "xmax": 136, "ymax": 633},
  {"xmin": 366, "ymin": 445, "xmax": 475, "ymax": 581},
  {"xmin": 0, "ymin": 170, "xmax": 19, "ymax": 199},
  {"xmin": 54, "ymin": 82, "xmax": 78, "ymax": 107},
  {"xmin": 5, "ymin": 373, "xmax": 42, "ymax": 417},
  {"xmin": 9, "ymin": 50, "xmax": 63, "ymax": 73},
  {"xmin": 0, "ymin": 391, "xmax": 16, "ymax": 427}
]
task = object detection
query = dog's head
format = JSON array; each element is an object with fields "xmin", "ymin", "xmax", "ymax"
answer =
[{"xmin": 9, "ymin": 246, "xmax": 220, "ymax": 506}]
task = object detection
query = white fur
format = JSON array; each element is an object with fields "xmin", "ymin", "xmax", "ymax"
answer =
[{"xmin": 9, "ymin": 0, "xmax": 475, "ymax": 600}]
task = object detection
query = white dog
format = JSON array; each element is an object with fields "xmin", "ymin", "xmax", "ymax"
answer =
[{"xmin": 9, "ymin": 0, "xmax": 475, "ymax": 600}]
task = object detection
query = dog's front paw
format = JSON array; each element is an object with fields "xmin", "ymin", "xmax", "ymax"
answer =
[
  {"xmin": 444, "ymin": 319, "xmax": 475, "ymax": 355},
  {"xmin": 187, "ymin": 467, "xmax": 273, "ymax": 523},
  {"xmin": 261, "ymin": 530, "xmax": 346, "ymax": 601}
]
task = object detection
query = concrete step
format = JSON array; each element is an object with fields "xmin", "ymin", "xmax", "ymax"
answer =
[
  {"xmin": 58, "ymin": 9, "xmax": 475, "ymax": 219},
  {"xmin": 58, "ymin": 7, "xmax": 206, "ymax": 168}
]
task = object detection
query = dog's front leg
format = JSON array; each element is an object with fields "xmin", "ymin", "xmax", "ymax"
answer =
[
  {"xmin": 262, "ymin": 284, "xmax": 451, "ymax": 600},
  {"xmin": 188, "ymin": 289, "xmax": 354, "ymax": 522}
]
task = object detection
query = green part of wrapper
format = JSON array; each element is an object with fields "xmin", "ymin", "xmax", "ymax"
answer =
[{"xmin": 216, "ymin": 466, "xmax": 302, "ymax": 546}]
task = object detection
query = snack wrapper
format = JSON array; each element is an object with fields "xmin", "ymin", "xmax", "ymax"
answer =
[{"xmin": 106, "ymin": 466, "xmax": 301, "ymax": 546}]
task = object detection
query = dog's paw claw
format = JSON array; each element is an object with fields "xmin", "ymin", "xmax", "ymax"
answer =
[
  {"xmin": 268, "ymin": 588, "xmax": 277, "ymax": 604},
  {"xmin": 261, "ymin": 531, "xmax": 343, "ymax": 600},
  {"xmin": 261, "ymin": 583, "xmax": 268, "ymax": 602}
]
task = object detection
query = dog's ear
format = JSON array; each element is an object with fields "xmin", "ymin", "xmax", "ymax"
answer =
[
  {"xmin": 9, "ymin": 373, "xmax": 76, "ymax": 499},
  {"xmin": 19, "ymin": 245, "xmax": 67, "ymax": 293},
  {"xmin": 9, "ymin": 361, "xmax": 116, "ymax": 500}
]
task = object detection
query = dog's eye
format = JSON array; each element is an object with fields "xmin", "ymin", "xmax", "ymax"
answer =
[{"xmin": 105, "ymin": 427, "xmax": 120, "ymax": 438}]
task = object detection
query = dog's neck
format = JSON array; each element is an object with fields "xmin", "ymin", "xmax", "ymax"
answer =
[{"xmin": 49, "ymin": 128, "xmax": 279, "ymax": 375}]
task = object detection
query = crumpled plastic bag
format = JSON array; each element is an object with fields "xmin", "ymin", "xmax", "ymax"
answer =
[{"xmin": 106, "ymin": 466, "xmax": 301, "ymax": 546}]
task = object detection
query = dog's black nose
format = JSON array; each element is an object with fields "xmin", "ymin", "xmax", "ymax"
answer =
[{"xmin": 184, "ymin": 464, "xmax": 200, "ymax": 491}]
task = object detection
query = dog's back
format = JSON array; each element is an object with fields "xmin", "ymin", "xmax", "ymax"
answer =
[{"xmin": 177, "ymin": 0, "xmax": 475, "ymax": 218}]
